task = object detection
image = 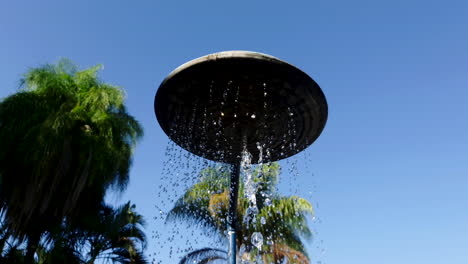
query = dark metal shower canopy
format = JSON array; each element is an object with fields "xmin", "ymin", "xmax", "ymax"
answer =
[{"xmin": 155, "ymin": 51, "xmax": 328, "ymax": 164}]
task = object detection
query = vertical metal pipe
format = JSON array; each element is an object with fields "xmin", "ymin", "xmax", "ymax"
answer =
[{"xmin": 227, "ymin": 162, "xmax": 241, "ymax": 264}]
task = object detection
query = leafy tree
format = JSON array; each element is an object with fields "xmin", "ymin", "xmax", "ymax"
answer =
[
  {"xmin": 167, "ymin": 164, "xmax": 314, "ymax": 264},
  {"xmin": 0, "ymin": 59, "xmax": 143, "ymax": 263}
]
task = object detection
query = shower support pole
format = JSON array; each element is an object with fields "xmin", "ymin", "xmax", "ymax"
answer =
[{"xmin": 227, "ymin": 162, "xmax": 241, "ymax": 264}]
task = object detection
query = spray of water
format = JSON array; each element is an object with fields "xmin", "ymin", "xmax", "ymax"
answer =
[{"xmin": 151, "ymin": 79, "xmax": 323, "ymax": 264}]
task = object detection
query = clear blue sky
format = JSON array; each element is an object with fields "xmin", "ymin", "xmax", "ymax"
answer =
[{"xmin": 1, "ymin": 0, "xmax": 467, "ymax": 263}]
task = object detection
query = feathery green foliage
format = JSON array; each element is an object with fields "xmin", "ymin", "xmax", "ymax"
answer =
[{"xmin": 0, "ymin": 59, "xmax": 143, "ymax": 263}]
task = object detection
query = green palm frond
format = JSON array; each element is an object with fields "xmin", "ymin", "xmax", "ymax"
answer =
[
  {"xmin": 38, "ymin": 240, "xmax": 83, "ymax": 264},
  {"xmin": 166, "ymin": 167, "xmax": 230, "ymax": 234},
  {"xmin": 178, "ymin": 247, "xmax": 227, "ymax": 264},
  {"xmin": 87, "ymin": 202, "xmax": 148, "ymax": 264},
  {"xmin": 259, "ymin": 196, "xmax": 313, "ymax": 239}
]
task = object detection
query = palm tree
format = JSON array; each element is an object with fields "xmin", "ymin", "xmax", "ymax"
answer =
[
  {"xmin": 38, "ymin": 201, "xmax": 147, "ymax": 264},
  {"xmin": 0, "ymin": 201, "xmax": 148, "ymax": 264},
  {"xmin": 167, "ymin": 164, "xmax": 314, "ymax": 264},
  {"xmin": 83, "ymin": 202, "xmax": 148, "ymax": 264},
  {"xmin": 0, "ymin": 59, "xmax": 143, "ymax": 263}
]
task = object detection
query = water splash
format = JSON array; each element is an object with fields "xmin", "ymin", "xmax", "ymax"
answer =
[
  {"xmin": 242, "ymin": 148, "xmax": 258, "ymax": 227},
  {"xmin": 151, "ymin": 80, "xmax": 324, "ymax": 264},
  {"xmin": 251, "ymin": 232, "xmax": 264, "ymax": 251}
]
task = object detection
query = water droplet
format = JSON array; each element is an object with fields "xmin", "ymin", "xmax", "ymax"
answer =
[
  {"xmin": 239, "ymin": 244, "xmax": 246, "ymax": 256},
  {"xmin": 251, "ymin": 114, "xmax": 256, "ymax": 119},
  {"xmin": 221, "ymin": 112, "xmax": 225, "ymax": 116},
  {"xmin": 261, "ymin": 216, "xmax": 266, "ymax": 225},
  {"xmin": 251, "ymin": 232, "xmax": 264, "ymax": 250}
]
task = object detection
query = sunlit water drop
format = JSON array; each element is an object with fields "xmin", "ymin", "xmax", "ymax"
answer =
[
  {"xmin": 251, "ymin": 232, "xmax": 264, "ymax": 251},
  {"xmin": 242, "ymin": 148, "xmax": 259, "ymax": 227}
]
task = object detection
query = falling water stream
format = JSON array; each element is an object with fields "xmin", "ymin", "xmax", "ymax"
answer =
[
  {"xmin": 151, "ymin": 78, "xmax": 326, "ymax": 264},
  {"xmin": 151, "ymin": 146, "xmax": 325, "ymax": 263}
]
